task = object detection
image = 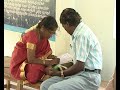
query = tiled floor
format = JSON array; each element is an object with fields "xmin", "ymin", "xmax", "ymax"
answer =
[{"xmin": 4, "ymin": 79, "xmax": 108, "ymax": 90}]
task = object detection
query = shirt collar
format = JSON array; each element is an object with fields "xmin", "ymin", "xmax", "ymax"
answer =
[{"xmin": 72, "ymin": 21, "xmax": 84, "ymax": 39}]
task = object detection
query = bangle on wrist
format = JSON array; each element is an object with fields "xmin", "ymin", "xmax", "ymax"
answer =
[
  {"xmin": 60, "ymin": 70, "xmax": 64, "ymax": 78},
  {"xmin": 59, "ymin": 66, "xmax": 64, "ymax": 78}
]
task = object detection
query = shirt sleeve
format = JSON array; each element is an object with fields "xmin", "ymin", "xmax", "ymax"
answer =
[{"xmin": 75, "ymin": 35, "xmax": 90, "ymax": 62}]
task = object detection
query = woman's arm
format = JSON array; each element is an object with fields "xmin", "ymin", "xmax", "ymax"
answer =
[
  {"xmin": 27, "ymin": 48, "xmax": 60, "ymax": 66},
  {"xmin": 47, "ymin": 54, "xmax": 57, "ymax": 59}
]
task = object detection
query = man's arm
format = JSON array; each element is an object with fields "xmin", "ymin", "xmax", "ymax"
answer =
[
  {"xmin": 63, "ymin": 60, "xmax": 84, "ymax": 76},
  {"xmin": 47, "ymin": 60, "xmax": 84, "ymax": 77}
]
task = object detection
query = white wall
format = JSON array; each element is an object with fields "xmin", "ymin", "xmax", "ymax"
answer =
[
  {"xmin": 55, "ymin": 0, "xmax": 75, "ymax": 56},
  {"xmin": 4, "ymin": 30, "xmax": 21, "ymax": 56},
  {"xmin": 75, "ymin": 0, "xmax": 116, "ymax": 81}
]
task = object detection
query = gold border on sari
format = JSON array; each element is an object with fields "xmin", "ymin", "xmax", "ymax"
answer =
[
  {"xmin": 26, "ymin": 42, "xmax": 36, "ymax": 50},
  {"xmin": 43, "ymin": 50, "xmax": 52, "ymax": 59},
  {"xmin": 39, "ymin": 50, "xmax": 52, "ymax": 60},
  {"xmin": 20, "ymin": 61, "xmax": 28, "ymax": 80}
]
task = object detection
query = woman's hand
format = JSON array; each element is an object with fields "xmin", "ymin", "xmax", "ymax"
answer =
[
  {"xmin": 45, "ymin": 58, "xmax": 60, "ymax": 66},
  {"xmin": 50, "ymin": 58, "xmax": 60, "ymax": 65},
  {"xmin": 45, "ymin": 66, "xmax": 60, "ymax": 76},
  {"xmin": 47, "ymin": 55, "xmax": 57, "ymax": 59},
  {"xmin": 45, "ymin": 66, "xmax": 53, "ymax": 75}
]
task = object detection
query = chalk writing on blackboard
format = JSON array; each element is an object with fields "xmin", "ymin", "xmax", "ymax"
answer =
[{"xmin": 4, "ymin": 0, "xmax": 56, "ymax": 29}]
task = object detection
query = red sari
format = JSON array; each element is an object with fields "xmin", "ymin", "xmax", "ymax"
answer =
[{"xmin": 10, "ymin": 30, "xmax": 52, "ymax": 84}]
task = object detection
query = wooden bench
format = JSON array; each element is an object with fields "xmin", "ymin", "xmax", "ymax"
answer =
[{"xmin": 4, "ymin": 56, "xmax": 49, "ymax": 90}]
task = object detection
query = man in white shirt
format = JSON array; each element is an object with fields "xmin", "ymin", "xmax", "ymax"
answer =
[{"xmin": 40, "ymin": 8, "xmax": 102, "ymax": 90}]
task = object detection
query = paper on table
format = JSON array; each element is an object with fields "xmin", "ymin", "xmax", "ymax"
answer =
[{"xmin": 58, "ymin": 53, "xmax": 73, "ymax": 64}]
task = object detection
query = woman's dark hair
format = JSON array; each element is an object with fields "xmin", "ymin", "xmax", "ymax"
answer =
[
  {"xmin": 60, "ymin": 8, "xmax": 82, "ymax": 26},
  {"xmin": 36, "ymin": 16, "xmax": 58, "ymax": 31}
]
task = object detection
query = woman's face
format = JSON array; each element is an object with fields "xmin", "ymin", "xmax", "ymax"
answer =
[{"xmin": 40, "ymin": 26, "xmax": 56, "ymax": 39}]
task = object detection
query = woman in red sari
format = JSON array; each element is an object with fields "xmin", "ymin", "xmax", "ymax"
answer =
[{"xmin": 10, "ymin": 16, "xmax": 60, "ymax": 84}]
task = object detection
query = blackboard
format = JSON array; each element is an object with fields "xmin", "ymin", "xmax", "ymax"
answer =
[{"xmin": 4, "ymin": 0, "xmax": 56, "ymax": 29}]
